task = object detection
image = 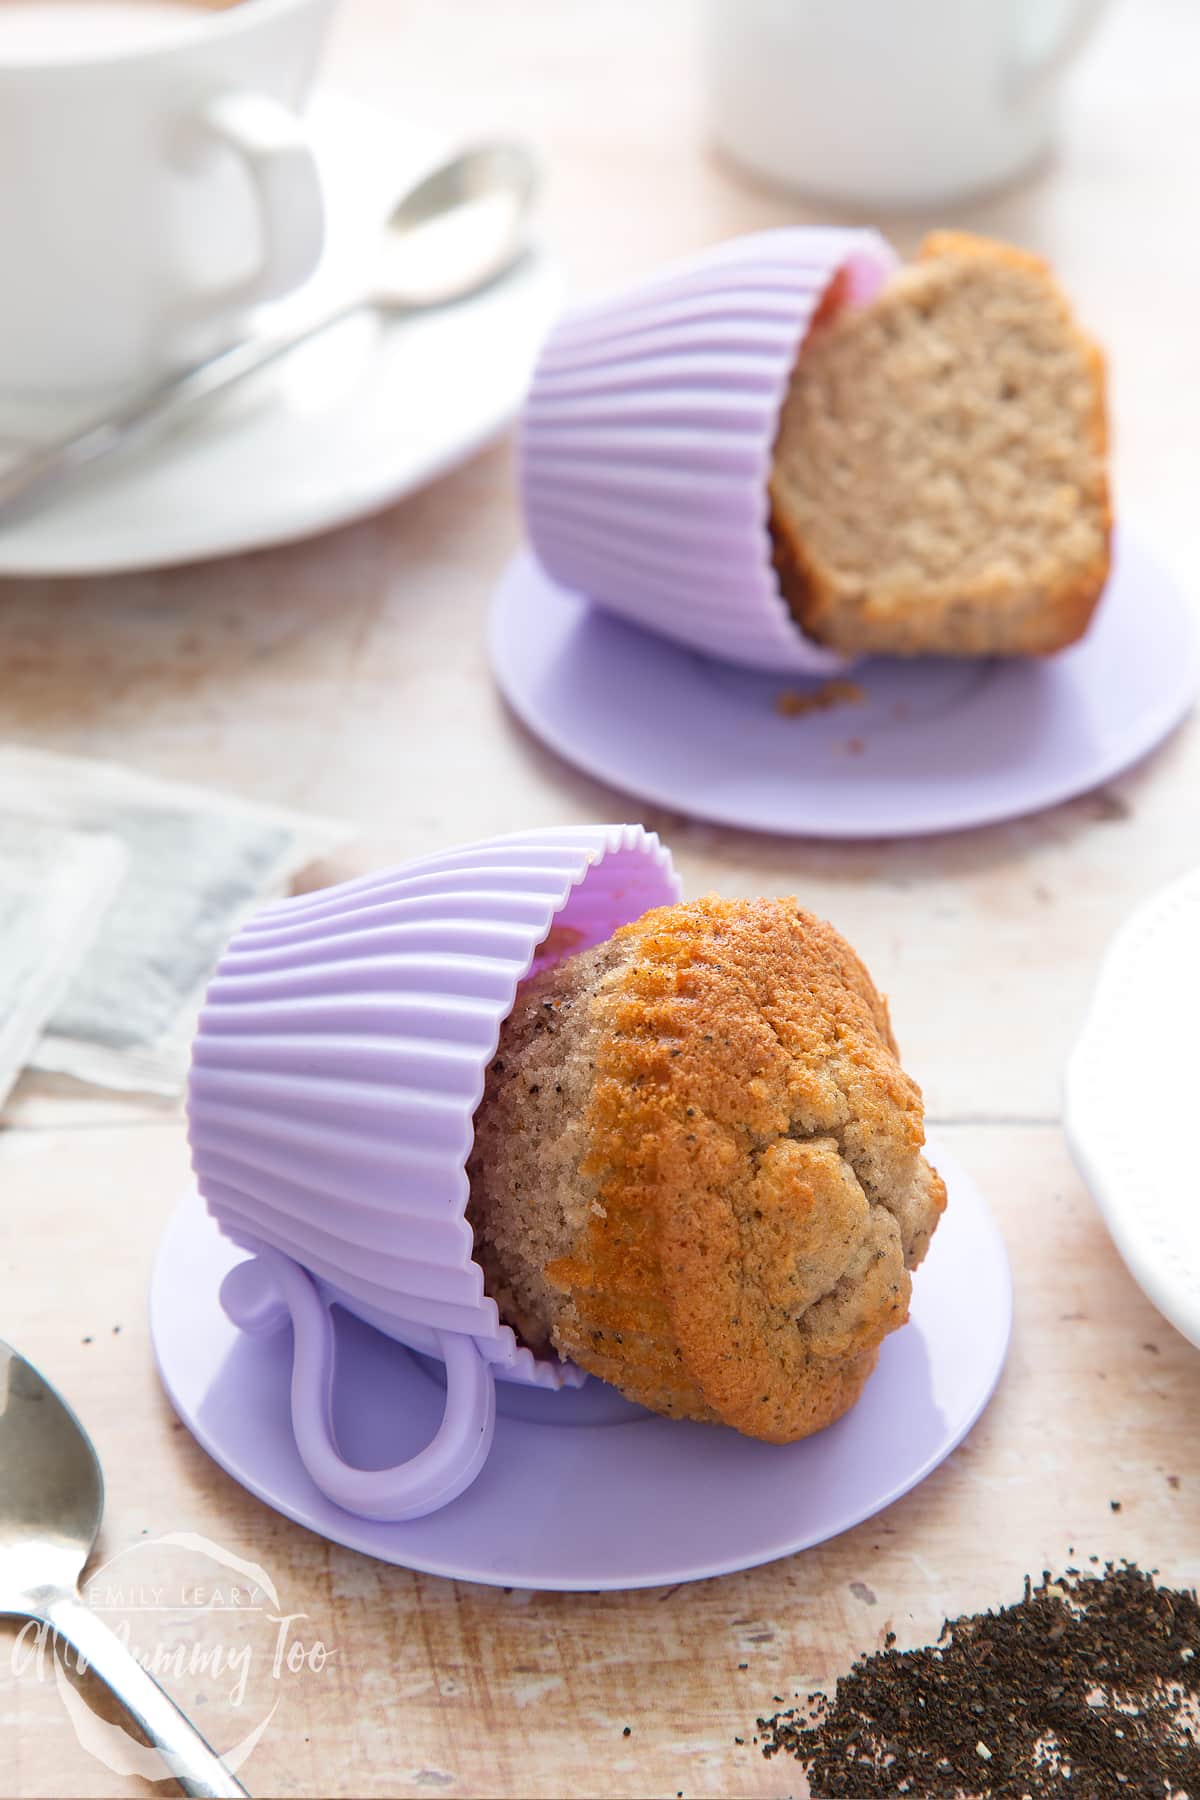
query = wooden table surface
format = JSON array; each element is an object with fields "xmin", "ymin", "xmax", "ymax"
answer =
[{"xmin": 4, "ymin": 2, "xmax": 1199, "ymax": 1796}]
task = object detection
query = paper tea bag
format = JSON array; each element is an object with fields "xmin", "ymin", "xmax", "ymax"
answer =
[
  {"xmin": 0, "ymin": 815, "xmax": 126, "ymax": 1112},
  {"xmin": 0, "ymin": 746, "xmax": 350, "ymax": 1095}
]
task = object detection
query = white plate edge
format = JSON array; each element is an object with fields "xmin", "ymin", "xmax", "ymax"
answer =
[{"xmin": 1063, "ymin": 863, "xmax": 1200, "ymax": 1349}]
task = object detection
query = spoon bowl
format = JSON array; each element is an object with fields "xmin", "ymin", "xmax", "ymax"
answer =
[
  {"xmin": 375, "ymin": 142, "xmax": 541, "ymax": 308},
  {"xmin": 0, "ymin": 1342, "xmax": 102, "ymax": 1612},
  {"xmin": 0, "ymin": 1339, "xmax": 247, "ymax": 1797}
]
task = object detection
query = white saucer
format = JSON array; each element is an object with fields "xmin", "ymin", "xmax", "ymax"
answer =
[
  {"xmin": 0, "ymin": 96, "xmax": 562, "ymax": 576},
  {"xmin": 1066, "ymin": 868, "xmax": 1200, "ymax": 1351}
]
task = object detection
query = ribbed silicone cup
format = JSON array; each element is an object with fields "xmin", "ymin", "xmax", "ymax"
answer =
[
  {"xmin": 187, "ymin": 824, "xmax": 681, "ymax": 1391},
  {"xmin": 520, "ymin": 226, "xmax": 898, "ymax": 675}
]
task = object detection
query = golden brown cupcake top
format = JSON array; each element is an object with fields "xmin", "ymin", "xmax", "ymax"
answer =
[{"xmin": 468, "ymin": 896, "xmax": 945, "ymax": 1442}]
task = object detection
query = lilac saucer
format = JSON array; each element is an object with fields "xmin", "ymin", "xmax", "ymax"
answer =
[
  {"xmin": 489, "ymin": 529, "xmax": 1197, "ymax": 839},
  {"xmin": 151, "ymin": 1136, "xmax": 1011, "ymax": 1592}
]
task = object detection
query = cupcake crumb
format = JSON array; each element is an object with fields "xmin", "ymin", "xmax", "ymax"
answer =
[{"xmin": 775, "ymin": 679, "xmax": 865, "ymax": 719}]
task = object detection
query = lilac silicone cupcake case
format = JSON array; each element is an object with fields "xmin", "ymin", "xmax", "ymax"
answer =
[
  {"xmin": 187, "ymin": 824, "xmax": 681, "ymax": 1520},
  {"xmin": 519, "ymin": 226, "xmax": 898, "ymax": 674}
]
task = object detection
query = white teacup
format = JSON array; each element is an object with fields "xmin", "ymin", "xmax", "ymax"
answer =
[
  {"xmin": 703, "ymin": 0, "xmax": 1111, "ymax": 209},
  {"xmin": 0, "ymin": 0, "xmax": 334, "ymax": 438}
]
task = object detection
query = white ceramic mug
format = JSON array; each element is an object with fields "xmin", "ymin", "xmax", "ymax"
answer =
[
  {"xmin": 703, "ymin": 0, "xmax": 1111, "ymax": 209},
  {"xmin": 0, "ymin": 0, "xmax": 334, "ymax": 437}
]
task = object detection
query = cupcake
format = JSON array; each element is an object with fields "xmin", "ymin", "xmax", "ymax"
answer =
[
  {"xmin": 468, "ymin": 894, "xmax": 945, "ymax": 1443},
  {"xmin": 521, "ymin": 227, "xmax": 1110, "ymax": 669},
  {"xmin": 191, "ymin": 830, "xmax": 944, "ymax": 1518}
]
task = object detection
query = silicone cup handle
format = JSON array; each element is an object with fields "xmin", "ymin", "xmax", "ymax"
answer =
[
  {"xmin": 185, "ymin": 90, "xmax": 326, "ymax": 309},
  {"xmin": 220, "ymin": 1249, "xmax": 496, "ymax": 1521},
  {"xmin": 1007, "ymin": 0, "xmax": 1110, "ymax": 105}
]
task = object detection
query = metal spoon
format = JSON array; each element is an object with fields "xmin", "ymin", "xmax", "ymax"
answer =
[
  {"xmin": 0, "ymin": 1340, "xmax": 248, "ymax": 1798},
  {"xmin": 0, "ymin": 140, "xmax": 540, "ymax": 522}
]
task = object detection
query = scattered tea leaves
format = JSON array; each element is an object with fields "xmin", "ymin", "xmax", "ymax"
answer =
[{"xmin": 755, "ymin": 1563, "xmax": 1200, "ymax": 1797}]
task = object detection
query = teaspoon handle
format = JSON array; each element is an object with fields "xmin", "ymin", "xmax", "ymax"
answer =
[
  {"xmin": 42, "ymin": 1589, "xmax": 250, "ymax": 1799},
  {"xmin": 0, "ymin": 295, "xmax": 366, "ymax": 523}
]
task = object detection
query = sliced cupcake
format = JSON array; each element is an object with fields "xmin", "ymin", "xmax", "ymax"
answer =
[{"xmin": 770, "ymin": 231, "xmax": 1111, "ymax": 658}]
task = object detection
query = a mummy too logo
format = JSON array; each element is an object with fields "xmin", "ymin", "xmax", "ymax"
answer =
[{"xmin": 12, "ymin": 1532, "xmax": 335, "ymax": 1782}]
